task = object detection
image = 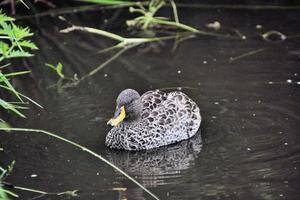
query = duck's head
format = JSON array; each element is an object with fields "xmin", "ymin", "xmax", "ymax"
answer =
[{"xmin": 107, "ymin": 89, "xmax": 142, "ymax": 126}]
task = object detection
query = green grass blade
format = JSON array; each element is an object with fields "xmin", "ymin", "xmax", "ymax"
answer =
[
  {"xmin": 3, "ymin": 70, "xmax": 31, "ymax": 78},
  {"xmin": 0, "ymin": 98, "xmax": 26, "ymax": 118},
  {"xmin": 0, "ymin": 84, "xmax": 43, "ymax": 109},
  {"xmin": 0, "ymin": 63, "xmax": 10, "ymax": 69},
  {"xmin": 0, "ymin": 72, "xmax": 23, "ymax": 102},
  {"xmin": 0, "ymin": 128, "xmax": 160, "ymax": 200},
  {"xmin": 0, "ymin": 188, "xmax": 19, "ymax": 198}
]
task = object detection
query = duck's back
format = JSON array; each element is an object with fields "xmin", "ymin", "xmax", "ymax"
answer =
[{"xmin": 141, "ymin": 90, "xmax": 201, "ymax": 146}]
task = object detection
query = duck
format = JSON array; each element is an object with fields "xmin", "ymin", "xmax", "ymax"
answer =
[{"xmin": 105, "ymin": 89, "xmax": 201, "ymax": 150}]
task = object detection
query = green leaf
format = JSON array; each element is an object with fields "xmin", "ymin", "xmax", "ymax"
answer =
[
  {"xmin": 12, "ymin": 24, "xmax": 33, "ymax": 40},
  {"xmin": 0, "ymin": 10, "xmax": 15, "ymax": 23},
  {"xmin": 56, "ymin": 62, "xmax": 65, "ymax": 78},
  {"xmin": 7, "ymin": 49, "xmax": 33, "ymax": 58},
  {"xmin": 0, "ymin": 41, "xmax": 9, "ymax": 55},
  {"xmin": 0, "ymin": 119, "xmax": 11, "ymax": 132},
  {"xmin": 45, "ymin": 62, "xmax": 65, "ymax": 79},
  {"xmin": 18, "ymin": 40, "xmax": 39, "ymax": 50},
  {"xmin": 45, "ymin": 63, "xmax": 57, "ymax": 71}
]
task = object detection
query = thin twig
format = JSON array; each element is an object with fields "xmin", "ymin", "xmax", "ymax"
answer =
[
  {"xmin": 0, "ymin": 127, "xmax": 160, "ymax": 200},
  {"xmin": 229, "ymin": 48, "xmax": 265, "ymax": 63},
  {"xmin": 81, "ymin": 46, "xmax": 130, "ymax": 80}
]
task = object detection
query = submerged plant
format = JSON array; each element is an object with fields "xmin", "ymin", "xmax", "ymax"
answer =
[{"xmin": 45, "ymin": 62, "xmax": 65, "ymax": 79}]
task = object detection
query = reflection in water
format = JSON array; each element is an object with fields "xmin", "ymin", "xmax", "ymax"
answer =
[{"xmin": 105, "ymin": 133, "xmax": 202, "ymax": 187}]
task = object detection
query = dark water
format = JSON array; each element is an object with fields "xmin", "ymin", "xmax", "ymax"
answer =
[{"xmin": 1, "ymin": 4, "xmax": 300, "ymax": 200}]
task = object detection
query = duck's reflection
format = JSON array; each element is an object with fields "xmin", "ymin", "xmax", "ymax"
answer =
[{"xmin": 105, "ymin": 132, "xmax": 202, "ymax": 187}]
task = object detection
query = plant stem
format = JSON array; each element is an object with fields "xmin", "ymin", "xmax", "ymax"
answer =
[
  {"xmin": 82, "ymin": 46, "xmax": 129, "ymax": 79},
  {"xmin": 0, "ymin": 127, "xmax": 160, "ymax": 200},
  {"xmin": 229, "ymin": 48, "xmax": 265, "ymax": 63},
  {"xmin": 60, "ymin": 25, "xmax": 125, "ymax": 42},
  {"xmin": 170, "ymin": 0, "xmax": 179, "ymax": 23}
]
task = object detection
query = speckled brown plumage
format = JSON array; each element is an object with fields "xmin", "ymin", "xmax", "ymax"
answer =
[{"xmin": 105, "ymin": 89, "xmax": 201, "ymax": 150}]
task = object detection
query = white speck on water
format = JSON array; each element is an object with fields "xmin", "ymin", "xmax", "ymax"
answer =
[
  {"xmin": 213, "ymin": 58, "xmax": 217, "ymax": 62},
  {"xmin": 214, "ymin": 102, "xmax": 219, "ymax": 105},
  {"xmin": 247, "ymin": 147, "xmax": 251, "ymax": 151},
  {"xmin": 256, "ymin": 24, "xmax": 262, "ymax": 29},
  {"xmin": 212, "ymin": 116, "xmax": 217, "ymax": 119},
  {"xmin": 104, "ymin": 73, "xmax": 108, "ymax": 77},
  {"xmin": 294, "ymin": 73, "xmax": 298, "ymax": 76},
  {"xmin": 96, "ymin": 172, "xmax": 100, "ymax": 175},
  {"xmin": 177, "ymin": 70, "xmax": 181, "ymax": 74},
  {"xmin": 279, "ymin": 131, "xmax": 283, "ymax": 134},
  {"xmin": 234, "ymin": 98, "xmax": 238, "ymax": 101},
  {"xmin": 258, "ymin": 100, "xmax": 262, "ymax": 103},
  {"xmin": 242, "ymin": 36, "xmax": 247, "ymax": 40},
  {"xmin": 67, "ymin": 159, "xmax": 71, "ymax": 162},
  {"xmin": 203, "ymin": 60, "xmax": 207, "ymax": 64},
  {"xmin": 286, "ymin": 79, "xmax": 292, "ymax": 83},
  {"xmin": 284, "ymin": 142, "xmax": 288, "ymax": 146},
  {"xmin": 279, "ymin": 194, "xmax": 284, "ymax": 197},
  {"xmin": 268, "ymin": 81, "xmax": 273, "ymax": 84},
  {"xmin": 297, "ymin": 82, "xmax": 300, "ymax": 85},
  {"xmin": 197, "ymin": 82, "xmax": 202, "ymax": 86},
  {"xmin": 252, "ymin": 113, "xmax": 256, "ymax": 116},
  {"xmin": 30, "ymin": 174, "xmax": 38, "ymax": 178},
  {"xmin": 284, "ymin": 180, "xmax": 289, "ymax": 184}
]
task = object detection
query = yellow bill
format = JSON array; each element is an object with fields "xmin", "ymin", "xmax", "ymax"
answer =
[{"xmin": 107, "ymin": 106, "xmax": 126, "ymax": 126}]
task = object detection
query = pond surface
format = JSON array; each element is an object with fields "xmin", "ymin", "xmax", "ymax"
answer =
[{"xmin": 1, "ymin": 4, "xmax": 300, "ymax": 200}]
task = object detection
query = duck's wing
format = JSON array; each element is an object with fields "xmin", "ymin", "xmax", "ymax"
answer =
[
  {"xmin": 143, "ymin": 91, "xmax": 201, "ymax": 137},
  {"xmin": 141, "ymin": 90, "xmax": 168, "ymax": 114}
]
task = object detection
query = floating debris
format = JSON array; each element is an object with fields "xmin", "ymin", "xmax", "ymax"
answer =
[
  {"xmin": 206, "ymin": 21, "xmax": 221, "ymax": 30},
  {"xmin": 30, "ymin": 174, "xmax": 38, "ymax": 178},
  {"xmin": 214, "ymin": 102, "xmax": 219, "ymax": 105},
  {"xmin": 284, "ymin": 142, "xmax": 288, "ymax": 146},
  {"xmin": 177, "ymin": 70, "xmax": 181, "ymax": 74},
  {"xmin": 229, "ymin": 48, "xmax": 265, "ymax": 63},
  {"xmin": 247, "ymin": 147, "xmax": 251, "ymax": 151},
  {"xmin": 203, "ymin": 60, "xmax": 207, "ymax": 64},
  {"xmin": 286, "ymin": 79, "xmax": 292, "ymax": 83},
  {"xmin": 256, "ymin": 24, "xmax": 262, "ymax": 29},
  {"xmin": 112, "ymin": 187, "xmax": 127, "ymax": 191},
  {"xmin": 262, "ymin": 30, "xmax": 287, "ymax": 42}
]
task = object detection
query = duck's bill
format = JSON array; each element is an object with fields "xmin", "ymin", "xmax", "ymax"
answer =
[{"xmin": 107, "ymin": 106, "xmax": 126, "ymax": 126}]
